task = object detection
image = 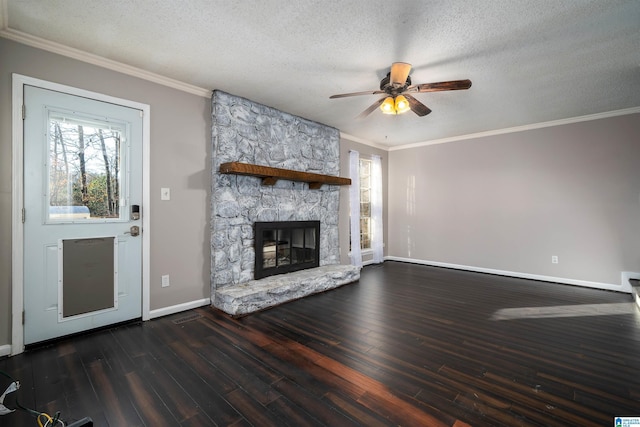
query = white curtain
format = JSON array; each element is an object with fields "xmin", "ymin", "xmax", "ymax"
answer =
[
  {"xmin": 349, "ymin": 150, "xmax": 362, "ymax": 267},
  {"xmin": 371, "ymin": 155, "xmax": 384, "ymax": 263}
]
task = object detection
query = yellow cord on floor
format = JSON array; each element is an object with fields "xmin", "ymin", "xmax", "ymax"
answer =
[{"xmin": 37, "ymin": 412, "xmax": 65, "ymax": 427}]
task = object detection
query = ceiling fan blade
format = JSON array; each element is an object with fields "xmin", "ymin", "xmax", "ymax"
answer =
[
  {"xmin": 330, "ymin": 89, "xmax": 385, "ymax": 99},
  {"xmin": 390, "ymin": 62, "xmax": 412, "ymax": 86},
  {"xmin": 404, "ymin": 94, "xmax": 432, "ymax": 117},
  {"xmin": 356, "ymin": 97, "xmax": 386, "ymax": 119},
  {"xmin": 412, "ymin": 79, "xmax": 472, "ymax": 93}
]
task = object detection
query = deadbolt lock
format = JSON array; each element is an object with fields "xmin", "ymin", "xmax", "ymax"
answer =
[{"xmin": 125, "ymin": 225, "xmax": 140, "ymax": 237}]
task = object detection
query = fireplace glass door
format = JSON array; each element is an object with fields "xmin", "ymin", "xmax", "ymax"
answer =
[
  {"xmin": 255, "ymin": 221, "xmax": 320, "ymax": 279},
  {"xmin": 263, "ymin": 229, "xmax": 290, "ymax": 268}
]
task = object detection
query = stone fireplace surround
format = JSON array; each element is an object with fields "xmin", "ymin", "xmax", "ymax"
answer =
[{"xmin": 211, "ymin": 91, "xmax": 360, "ymax": 315}]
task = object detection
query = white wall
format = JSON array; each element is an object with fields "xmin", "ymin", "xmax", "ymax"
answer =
[{"xmin": 388, "ymin": 113, "xmax": 640, "ymax": 290}]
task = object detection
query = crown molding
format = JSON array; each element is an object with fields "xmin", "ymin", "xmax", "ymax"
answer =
[
  {"xmin": 389, "ymin": 107, "xmax": 640, "ymax": 151},
  {"xmin": 340, "ymin": 132, "xmax": 389, "ymax": 151},
  {"xmin": 2, "ymin": 27, "xmax": 638, "ymax": 149},
  {"xmin": 0, "ymin": 28, "xmax": 211, "ymax": 97}
]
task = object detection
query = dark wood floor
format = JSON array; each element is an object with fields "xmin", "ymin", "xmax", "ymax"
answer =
[{"xmin": 1, "ymin": 261, "xmax": 639, "ymax": 426}]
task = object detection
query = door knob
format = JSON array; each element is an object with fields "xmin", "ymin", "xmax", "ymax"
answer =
[{"xmin": 125, "ymin": 225, "xmax": 140, "ymax": 237}]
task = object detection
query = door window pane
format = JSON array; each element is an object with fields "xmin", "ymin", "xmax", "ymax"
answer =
[{"xmin": 48, "ymin": 111, "xmax": 124, "ymax": 222}]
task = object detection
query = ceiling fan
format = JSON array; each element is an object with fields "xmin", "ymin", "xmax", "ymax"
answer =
[{"xmin": 329, "ymin": 62, "xmax": 472, "ymax": 118}]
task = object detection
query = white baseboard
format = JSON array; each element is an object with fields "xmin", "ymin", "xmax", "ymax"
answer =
[
  {"xmin": 148, "ymin": 298, "xmax": 211, "ymax": 320},
  {"xmin": 0, "ymin": 344, "xmax": 12, "ymax": 357},
  {"xmin": 1, "ymin": 300, "xmax": 211, "ymax": 356},
  {"xmin": 621, "ymin": 272, "xmax": 640, "ymax": 293},
  {"xmin": 385, "ymin": 256, "xmax": 629, "ymax": 293}
]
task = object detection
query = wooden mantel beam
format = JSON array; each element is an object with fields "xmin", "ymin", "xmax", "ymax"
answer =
[{"xmin": 219, "ymin": 162, "xmax": 351, "ymax": 188}]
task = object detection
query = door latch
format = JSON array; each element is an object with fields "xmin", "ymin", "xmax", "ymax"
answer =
[{"xmin": 125, "ymin": 225, "xmax": 140, "ymax": 237}]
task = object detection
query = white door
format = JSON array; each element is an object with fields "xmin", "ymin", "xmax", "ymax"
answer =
[{"xmin": 23, "ymin": 85, "xmax": 143, "ymax": 345}]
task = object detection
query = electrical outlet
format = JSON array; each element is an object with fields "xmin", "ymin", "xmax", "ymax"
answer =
[
  {"xmin": 551, "ymin": 256, "xmax": 558, "ymax": 264},
  {"xmin": 161, "ymin": 275, "xmax": 170, "ymax": 287}
]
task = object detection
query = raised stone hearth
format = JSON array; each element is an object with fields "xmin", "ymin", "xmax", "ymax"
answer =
[{"xmin": 214, "ymin": 265, "xmax": 360, "ymax": 316}]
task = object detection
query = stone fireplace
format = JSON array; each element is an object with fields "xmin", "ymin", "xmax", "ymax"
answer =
[{"xmin": 211, "ymin": 91, "xmax": 359, "ymax": 315}]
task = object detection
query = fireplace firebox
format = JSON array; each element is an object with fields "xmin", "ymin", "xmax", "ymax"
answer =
[{"xmin": 254, "ymin": 221, "xmax": 320, "ymax": 279}]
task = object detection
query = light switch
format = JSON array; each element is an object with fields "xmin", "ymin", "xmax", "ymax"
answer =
[
  {"xmin": 161, "ymin": 275, "xmax": 170, "ymax": 287},
  {"xmin": 161, "ymin": 187, "xmax": 171, "ymax": 200}
]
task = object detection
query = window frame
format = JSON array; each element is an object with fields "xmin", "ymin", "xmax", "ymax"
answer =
[{"xmin": 45, "ymin": 108, "xmax": 129, "ymax": 224}]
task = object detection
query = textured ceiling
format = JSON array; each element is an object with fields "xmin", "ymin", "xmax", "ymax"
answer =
[{"xmin": 2, "ymin": 0, "xmax": 639, "ymax": 148}]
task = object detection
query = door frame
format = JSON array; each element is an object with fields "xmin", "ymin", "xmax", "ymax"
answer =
[{"xmin": 11, "ymin": 74, "xmax": 151, "ymax": 355}]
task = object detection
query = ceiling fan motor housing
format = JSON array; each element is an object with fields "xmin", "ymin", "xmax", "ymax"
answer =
[{"xmin": 380, "ymin": 73, "xmax": 411, "ymax": 94}]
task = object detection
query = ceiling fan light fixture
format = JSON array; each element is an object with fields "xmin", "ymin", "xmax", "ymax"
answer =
[
  {"xmin": 330, "ymin": 62, "xmax": 469, "ymax": 118},
  {"xmin": 380, "ymin": 97, "xmax": 396, "ymax": 114},
  {"xmin": 395, "ymin": 95, "xmax": 410, "ymax": 114}
]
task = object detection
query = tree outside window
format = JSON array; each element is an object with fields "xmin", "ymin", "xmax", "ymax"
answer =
[{"xmin": 48, "ymin": 113, "xmax": 123, "ymax": 221}]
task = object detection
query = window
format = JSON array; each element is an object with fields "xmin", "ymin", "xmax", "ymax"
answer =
[
  {"xmin": 47, "ymin": 111, "xmax": 125, "ymax": 222},
  {"xmin": 349, "ymin": 152, "xmax": 383, "ymax": 265},
  {"xmin": 359, "ymin": 158, "xmax": 372, "ymax": 250}
]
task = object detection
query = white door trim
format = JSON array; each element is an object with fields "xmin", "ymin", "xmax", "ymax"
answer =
[{"xmin": 11, "ymin": 74, "xmax": 151, "ymax": 356}]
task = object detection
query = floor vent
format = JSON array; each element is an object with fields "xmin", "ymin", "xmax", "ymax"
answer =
[{"xmin": 172, "ymin": 313, "xmax": 203, "ymax": 324}]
